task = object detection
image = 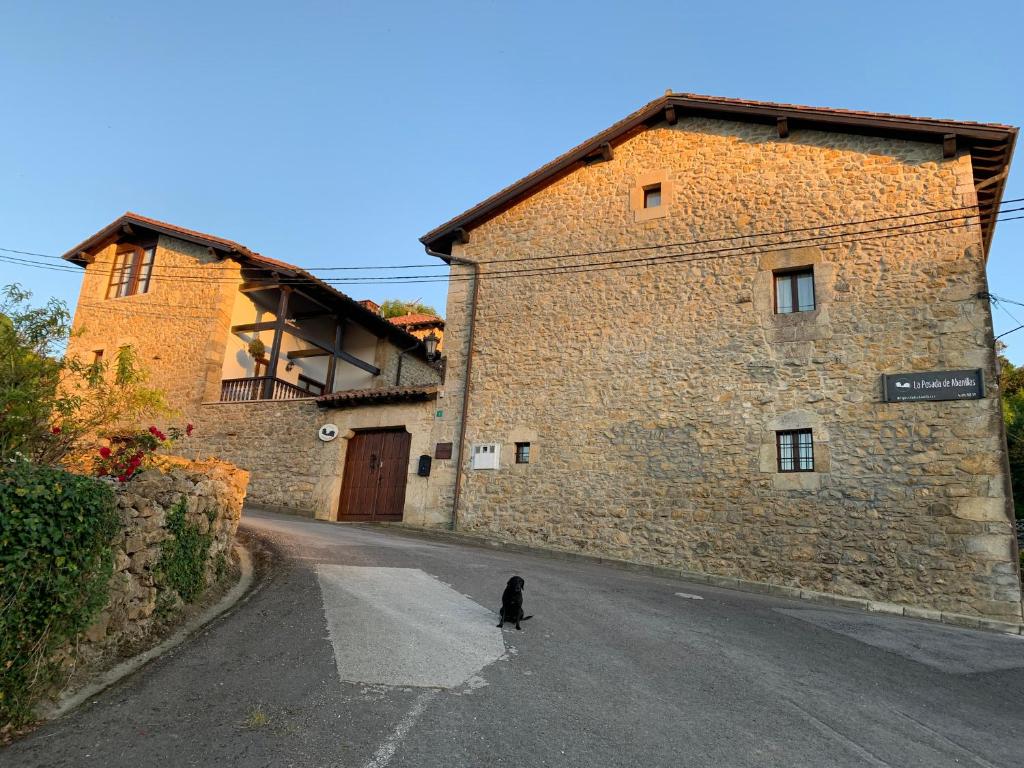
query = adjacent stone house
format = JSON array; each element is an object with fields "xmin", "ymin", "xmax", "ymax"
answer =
[
  {"xmin": 420, "ymin": 92, "xmax": 1022, "ymax": 622},
  {"xmin": 63, "ymin": 213, "xmax": 442, "ymax": 522}
]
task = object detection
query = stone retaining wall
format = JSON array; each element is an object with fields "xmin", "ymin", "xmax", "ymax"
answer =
[{"xmin": 75, "ymin": 457, "xmax": 248, "ymax": 659}]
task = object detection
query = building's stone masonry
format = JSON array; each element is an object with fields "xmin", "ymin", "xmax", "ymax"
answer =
[
  {"xmin": 66, "ymin": 233, "xmax": 441, "ymax": 421},
  {"xmin": 436, "ymin": 117, "xmax": 1022, "ymax": 620},
  {"xmin": 73, "ymin": 457, "xmax": 248, "ymax": 660},
  {"xmin": 66, "ymin": 235, "xmax": 240, "ymax": 423},
  {"xmin": 189, "ymin": 397, "xmax": 446, "ymax": 524}
]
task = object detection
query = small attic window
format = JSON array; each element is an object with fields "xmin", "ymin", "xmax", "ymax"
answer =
[{"xmin": 643, "ymin": 184, "xmax": 662, "ymax": 209}]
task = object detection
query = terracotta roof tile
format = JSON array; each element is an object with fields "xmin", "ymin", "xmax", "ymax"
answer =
[
  {"xmin": 317, "ymin": 385, "xmax": 439, "ymax": 408},
  {"xmin": 388, "ymin": 313, "xmax": 444, "ymax": 327}
]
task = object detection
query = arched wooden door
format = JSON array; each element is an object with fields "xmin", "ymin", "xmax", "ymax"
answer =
[{"xmin": 337, "ymin": 428, "xmax": 412, "ymax": 521}]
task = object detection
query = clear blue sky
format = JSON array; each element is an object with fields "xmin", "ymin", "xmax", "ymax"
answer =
[{"xmin": 2, "ymin": 1, "xmax": 1023, "ymax": 360}]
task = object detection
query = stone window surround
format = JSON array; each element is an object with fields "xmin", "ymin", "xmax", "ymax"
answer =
[
  {"xmin": 759, "ymin": 410, "xmax": 830, "ymax": 491},
  {"xmin": 630, "ymin": 170, "xmax": 672, "ymax": 222},
  {"xmin": 752, "ymin": 246, "xmax": 834, "ymax": 342}
]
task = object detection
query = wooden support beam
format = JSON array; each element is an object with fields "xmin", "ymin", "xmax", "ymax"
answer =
[
  {"xmin": 974, "ymin": 169, "xmax": 1008, "ymax": 192},
  {"xmin": 665, "ymin": 105, "xmax": 677, "ymax": 125},
  {"xmin": 943, "ymin": 133, "xmax": 957, "ymax": 158},
  {"xmin": 240, "ymin": 281, "xmax": 281, "ymax": 293},
  {"xmin": 287, "ymin": 348, "xmax": 331, "ymax": 359},
  {"xmin": 232, "ymin": 320, "xmax": 379, "ymax": 375},
  {"xmin": 598, "ymin": 142, "xmax": 613, "ymax": 161},
  {"xmin": 777, "ymin": 117, "xmax": 789, "ymax": 138},
  {"xmin": 121, "ymin": 223, "xmax": 134, "ymax": 236},
  {"xmin": 325, "ymin": 320, "xmax": 346, "ymax": 393},
  {"xmin": 263, "ymin": 288, "xmax": 291, "ymax": 399},
  {"xmin": 453, "ymin": 228, "xmax": 470, "ymax": 245}
]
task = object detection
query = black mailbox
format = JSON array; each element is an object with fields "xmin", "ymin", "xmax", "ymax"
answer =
[{"xmin": 417, "ymin": 454, "xmax": 432, "ymax": 477}]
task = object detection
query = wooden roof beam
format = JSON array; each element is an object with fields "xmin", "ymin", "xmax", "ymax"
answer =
[
  {"xmin": 777, "ymin": 117, "xmax": 789, "ymax": 138},
  {"xmin": 287, "ymin": 348, "xmax": 331, "ymax": 359}
]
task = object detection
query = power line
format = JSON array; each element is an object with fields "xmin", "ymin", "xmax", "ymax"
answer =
[
  {"xmin": 3, "ymin": 209, "xmax": 1020, "ymax": 291},
  {"xmin": 3, "ymin": 196, "xmax": 1022, "ymax": 278},
  {"xmin": 996, "ymin": 324, "xmax": 1024, "ymax": 341}
]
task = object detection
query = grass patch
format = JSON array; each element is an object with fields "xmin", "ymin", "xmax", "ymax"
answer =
[{"xmin": 243, "ymin": 703, "xmax": 269, "ymax": 729}]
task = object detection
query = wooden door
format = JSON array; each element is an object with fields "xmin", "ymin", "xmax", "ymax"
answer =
[{"xmin": 338, "ymin": 429, "xmax": 412, "ymax": 521}]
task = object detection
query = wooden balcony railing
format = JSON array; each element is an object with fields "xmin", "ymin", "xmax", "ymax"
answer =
[{"xmin": 220, "ymin": 376, "xmax": 313, "ymax": 402}]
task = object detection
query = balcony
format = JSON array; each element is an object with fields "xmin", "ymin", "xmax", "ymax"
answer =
[{"xmin": 220, "ymin": 376, "xmax": 314, "ymax": 402}]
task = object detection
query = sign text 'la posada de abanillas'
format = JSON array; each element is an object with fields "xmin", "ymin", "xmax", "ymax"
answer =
[{"xmin": 882, "ymin": 369, "xmax": 984, "ymax": 403}]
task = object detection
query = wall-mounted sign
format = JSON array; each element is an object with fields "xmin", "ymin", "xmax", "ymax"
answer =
[
  {"xmin": 318, "ymin": 423, "xmax": 340, "ymax": 442},
  {"xmin": 435, "ymin": 442, "xmax": 453, "ymax": 460},
  {"xmin": 882, "ymin": 369, "xmax": 984, "ymax": 403}
]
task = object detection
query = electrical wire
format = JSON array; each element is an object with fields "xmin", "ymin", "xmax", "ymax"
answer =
[
  {"xmin": 3, "ymin": 209, "xmax": 1021, "ymax": 289},
  {"xmin": 2, "ymin": 196, "xmax": 1022, "ymax": 277}
]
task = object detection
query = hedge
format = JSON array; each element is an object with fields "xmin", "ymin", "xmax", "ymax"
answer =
[{"xmin": 0, "ymin": 461, "xmax": 118, "ymax": 730}]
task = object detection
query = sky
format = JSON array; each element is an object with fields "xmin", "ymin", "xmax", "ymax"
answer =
[{"xmin": 2, "ymin": 1, "xmax": 1023, "ymax": 360}]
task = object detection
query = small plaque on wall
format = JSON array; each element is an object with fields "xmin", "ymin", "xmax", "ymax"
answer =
[{"xmin": 435, "ymin": 442, "xmax": 453, "ymax": 460}]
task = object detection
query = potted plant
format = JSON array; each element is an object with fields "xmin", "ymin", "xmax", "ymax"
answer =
[{"xmin": 247, "ymin": 337, "xmax": 266, "ymax": 361}]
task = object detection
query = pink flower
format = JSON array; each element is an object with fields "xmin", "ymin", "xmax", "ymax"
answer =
[
  {"xmin": 185, "ymin": 423, "xmax": 194, "ymax": 437},
  {"xmin": 99, "ymin": 446, "xmax": 111, "ymax": 459},
  {"xmin": 51, "ymin": 426, "xmax": 61, "ymax": 435}
]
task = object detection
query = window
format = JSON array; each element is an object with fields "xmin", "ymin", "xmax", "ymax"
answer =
[
  {"xmin": 515, "ymin": 442, "xmax": 531, "ymax": 464},
  {"xmin": 92, "ymin": 349, "xmax": 104, "ymax": 364},
  {"xmin": 777, "ymin": 429, "xmax": 814, "ymax": 472},
  {"xmin": 643, "ymin": 184, "xmax": 662, "ymax": 209},
  {"xmin": 106, "ymin": 244, "xmax": 155, "ymax": 299},
  {"xmin": 774, "ymin": 268, "xmax": 815, "ymax": 314},
  {"xmin": 471, "ymin": 443, "xmax": 500, "ymax": 470},
  {"xmin": 297, "ymin": 374, "xmax": 325, "ymax": 395}
]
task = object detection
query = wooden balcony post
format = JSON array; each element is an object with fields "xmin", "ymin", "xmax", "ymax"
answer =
[
  {"xmin": 325, "ymin": 318, "xmax": 345, "ymax": 394},
  {"xmin": 262, "ymin": 287, "xmax": 292, "ymax": 400}
]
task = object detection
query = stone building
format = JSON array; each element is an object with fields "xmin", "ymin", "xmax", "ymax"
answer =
[
  {"xmin": 61, "ymin": 91, "xmax": 1022, "ymax": 623},
  {"xmin": 63, "ymin": 213, "xmax": 442, "ymax": 522},
  {"xmin": 420, "ymin": 92, "xmax": 1022, "ymax": 622}
]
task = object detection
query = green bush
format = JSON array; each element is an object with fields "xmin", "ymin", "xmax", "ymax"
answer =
[
  {"xmin": 156, "ymin": 497, "xmax": 212, "ymax": 603},
  {"xmin": 0, "ymin": 461, "xmax": 118, "ymax": 729}
]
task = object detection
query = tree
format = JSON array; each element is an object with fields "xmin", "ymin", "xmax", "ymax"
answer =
[
  {"xmin": 0, "ymin": 284, "xmax": 170, "ymax": 466},
  {"xmin": 998, "ymin": 344, "xmax": 1024, "ymax": 519},
  {"xmin": 378, "ymin": 299, "xmax": 440, "ymax": 319}
]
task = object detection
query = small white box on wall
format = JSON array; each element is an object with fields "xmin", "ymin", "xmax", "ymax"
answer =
[{"xmin": 471, "ymin": 443, "xmax": 500, "ymax": 470}]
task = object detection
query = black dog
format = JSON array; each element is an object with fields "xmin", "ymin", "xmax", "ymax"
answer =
[{"xmin": 497, "ymin": 575, "xmax": 533, "ymax": 630}]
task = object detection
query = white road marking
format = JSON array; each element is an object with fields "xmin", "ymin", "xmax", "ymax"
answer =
[
  {"xmin": 675, "ymin": 592, "xmax": 704, "ymax": 600},
  {"xmin": 362, "ymin": 690, "xmax": 437, "ymax": 768},
  {"xmin": 316, "ymin": 565, "xmax": 506, "ymax": 688}
]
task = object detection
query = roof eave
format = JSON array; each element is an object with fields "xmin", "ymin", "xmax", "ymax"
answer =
[{"xmin": 420, "ymin": 94, "xmax": 1017, "ymax": 256}]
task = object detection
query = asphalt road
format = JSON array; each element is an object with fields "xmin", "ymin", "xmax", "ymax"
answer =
[{"xmin": 5, "ymin": 509, "xmax": 1024, "ymax": 768}]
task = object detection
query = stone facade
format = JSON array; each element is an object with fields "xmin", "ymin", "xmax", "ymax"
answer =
[
  {"xmin": 433, "ymin": 117, "xmax": 1022, "ymax": 620},
  {"xmin": 75, "ymin": 457, "xmax": 248, "ymax": 656},
  {"xmin": 66, "ymin": 234, "xmax": 240, "ymax": 421},
  {"xmin": 189, "ymin": 397, "xmax": 448, "ymax": 524},
  {"xmin": 65, "ymin": 231, "xmax": 442, "ymax": 425}
]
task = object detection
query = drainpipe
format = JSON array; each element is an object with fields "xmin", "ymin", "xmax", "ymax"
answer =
[
  {"xmin": 394, "ymin": 341, "xmax": 421, "ymax": 386},
  {"xmin": 424, "ymin": 245, "xmax": 480, "ymax": 531}
]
